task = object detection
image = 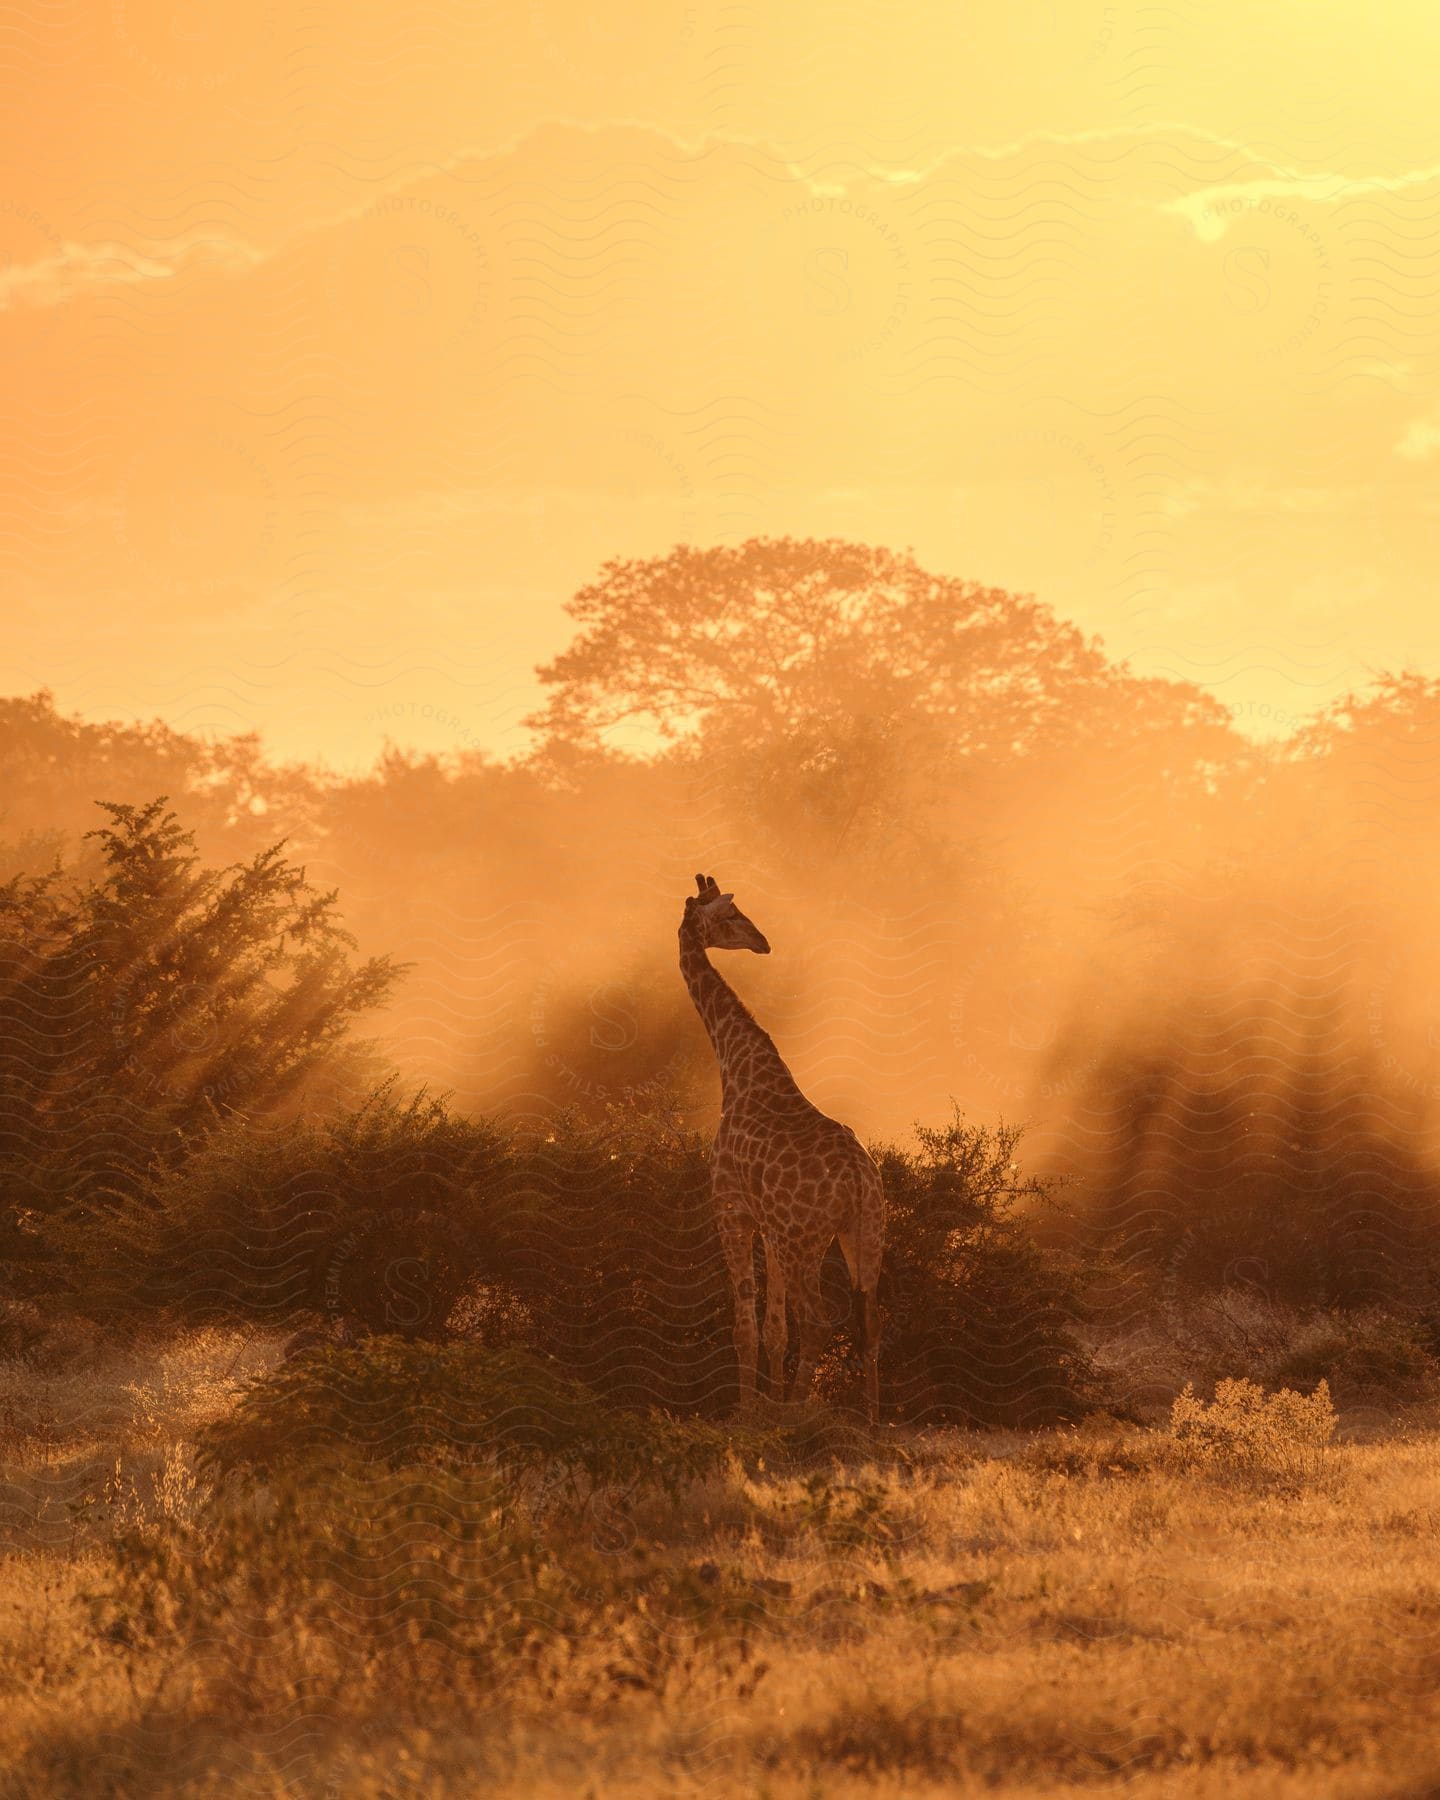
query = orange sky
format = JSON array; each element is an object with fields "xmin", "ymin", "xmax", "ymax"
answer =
[{"xmin": 5, "ymin": 1, "xmax": 1440, "ymax": 767}]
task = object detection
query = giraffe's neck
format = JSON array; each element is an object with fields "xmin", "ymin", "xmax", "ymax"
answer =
[{"xmin": 679, "ymin": 925, "xmax": 804, "ymax": 1112}]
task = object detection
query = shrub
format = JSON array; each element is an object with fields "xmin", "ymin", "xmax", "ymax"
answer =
[
  {"xmin": 1168, "ymin": 1376, "xmax": 1337, "ymax": 1490},
  {"xmin": 195, "ymin": 1337, "xmax": 734, "ymax": 1516},
  {"xmin": 752, "ymin": 1469, "xmax": 910, "ymax": 1560},
  {"xmin": 63, "ymin": 1085, "xmax": 511, "ymax": 1337},
  {"xmin": 0, "ymin": 1300, "xmax": 49, "ymax": 1361},
  {"xmin": 1268, "ymin": 1310, "xmax": 1440, "ymax": 1408},
  {"xmin": 869, "ymin": 1112, "xmax": 1099, "ymax": 1427},
  {"xmin": 49, "ymin": 1079, "xmax": 1103, "ymax": 1431},
  {"xmin": 742, "ymin": 1402, "xmax": 879, "ymax": 1471},
  {"xmin": 491, "ymin": 1101, "xmax": 732, "ymax": 1411},
  {"xmin": 496, "ymin": 1103, "xmax": 1099, "ymax": 1428},
  {"xmin": 0, "ymin": 1298, "xmax": 106, "ymax": 1370}
]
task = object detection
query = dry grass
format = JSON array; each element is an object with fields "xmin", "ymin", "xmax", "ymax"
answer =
[{"xmin": 2, "ymin": 1330, "xmax": 1440, "ymax": 1799}]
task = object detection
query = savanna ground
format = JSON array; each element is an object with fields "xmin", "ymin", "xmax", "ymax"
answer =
[
  {"xmin": 3, "ymin": 1312, "xmax": 1439, "ymax": 1800},
  {"xmin": 12, "ymin": 572, "xmax": 1440, "ymax": 1797}
]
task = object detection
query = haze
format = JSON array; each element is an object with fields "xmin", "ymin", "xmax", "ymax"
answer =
[
  {"xmin": 5, "ymin": 3, "xmax": 1440, "ymax": 764},
  {"xmin": 7, "ymin": 2, "xmax": 1440, "ymax": 1225}
]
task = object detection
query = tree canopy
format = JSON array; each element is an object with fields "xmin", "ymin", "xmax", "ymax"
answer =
[
  {"xmin": 0, "ymin": 797, "xmax": 401, "ymax": 1287},
  {"xmin": 527, "ymin": 536, "xmax": 1236, "ymax": 766}
]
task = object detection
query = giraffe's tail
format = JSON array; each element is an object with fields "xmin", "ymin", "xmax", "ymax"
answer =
[
  {"xmin": 843, "ymin": 1212, "xmax": 884, "ymax": 1300},
  {"xmin": 838, "ymin": 1156, "xmax": 886, "ymax": 1292}
]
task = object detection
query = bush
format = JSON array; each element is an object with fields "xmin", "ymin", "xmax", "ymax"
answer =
[
  {"xmin": 1168, "ymin": 1376, "xmax": 1337, "ymax": 1490},
  {"xmin": 1268, "ymin": 1310, "xmax": 1440, "ymax": 1408},
  {"xmin": 63, "ymin": 1085, "xmax": 511, "ymax": 1337},
  {"xmin": 495, "ymin": 1103, "xmax": 1098, "ymax": 1427},
  {"xmin": 751, "ymin": 1468, "xmax": 911, "ymax": 1560},
  {"xmin": 0, "ymin": 1300, "xmax": 49, "ymax": 1361},
  {"xmin": 870, "ymin": 1113, "xmax": 1099, "ymax": 1427},
  {"xmin": 1014, "ymin": 1413, "xmax": 1162, "ymax": 1481},
  {"xmin": 52, "ymin": 1075, "xmax": 1102, "ymax": 1430},
  {"xmin": 489, "ymin": 1101, "xmax": 736, "ymax": 1411},
  {"xmin": 196, "ymin": 1337, "xmax": 734, "ymax": 1516}
]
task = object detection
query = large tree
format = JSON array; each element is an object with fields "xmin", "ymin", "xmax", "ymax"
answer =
[
  {"xmin": 526, "ymin": 537, "xmax": 1233, "ymax": 763},
  {"xmin": 526, "ymin": 539, "xmax": 1241, "ymax": 893},
  {"xmin": 0, "ymin": 797, "xmax": 400, "ymax": 1288}
]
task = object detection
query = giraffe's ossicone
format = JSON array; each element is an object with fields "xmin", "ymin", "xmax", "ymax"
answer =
[{"xmin": 679, "ymin": 872, "xmax": 886, "ymax": 1423}]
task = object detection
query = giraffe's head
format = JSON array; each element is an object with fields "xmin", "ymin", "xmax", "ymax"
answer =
[{"xmin": 684, "ymin": 873, "xmax": 771, "ymax": 953}]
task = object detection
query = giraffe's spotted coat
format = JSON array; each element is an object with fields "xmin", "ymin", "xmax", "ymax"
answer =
[{"xmin": 679, "ymin": 874, "xmax": 886, "ymax": 1422}]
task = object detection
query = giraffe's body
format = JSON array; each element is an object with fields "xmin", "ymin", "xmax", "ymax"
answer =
[{"xmin": 679, "ymin": 875, "xmax": 885, "ymax": 1421}]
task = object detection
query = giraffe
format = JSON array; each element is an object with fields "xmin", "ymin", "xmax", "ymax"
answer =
[{"xmin": 679, "ymin": 872, "xmax": 886, "ymax": 1424}]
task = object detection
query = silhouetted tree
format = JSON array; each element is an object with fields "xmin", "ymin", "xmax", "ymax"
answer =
[
  {"xmin": 0, "ymin": 797, "xmax": 400, "ymax": 1290},
  {"xmin": 527, "ymin": 536, "xmax": 1233, "ymax": 763},
  {"xmin": 0, "ymin": 689, "xmax": 318, "ymax": 862},
  {"xmin": 525, "ymin": 538, "xmax": 1242, "ymax": 894}
]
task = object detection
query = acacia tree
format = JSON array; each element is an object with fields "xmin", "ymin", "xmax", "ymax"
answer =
[
  {"xmin": 526, "ymin": 537, "xmax": 1241, "ymax": 885},
  {"xmin": 0, "ymin": 797, "xmax": 401, "ymax": 1288},
  {"xmin": 527, "ymin": 537, "xmax": 1231, "ymax": 758}
]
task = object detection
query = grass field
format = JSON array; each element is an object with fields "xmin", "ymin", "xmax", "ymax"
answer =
[{"xmin": 2, "ymin": 1328, "xmax": 1439, "ymax": 1799}]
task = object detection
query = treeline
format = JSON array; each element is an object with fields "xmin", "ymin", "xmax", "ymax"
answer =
[
  {"xmin": 5, "ymin": 538, "xmax": 1440, "ymax": 1324},
  {"xmin": 0, "ymin": 798, "xmax": 1090, "ymax": 1422}
]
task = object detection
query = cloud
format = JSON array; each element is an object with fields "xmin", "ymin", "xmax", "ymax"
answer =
[
  {"xmin": 1165, "ymin": 162, "xmax": 1440, "ymax": 242},
  {"xmin": 0, "ymin": 232, "xmax": 266, "ymax": 310},
  {"xmin": 0, "ymin": 118, "xmax": 1381, "ymax": 319}
]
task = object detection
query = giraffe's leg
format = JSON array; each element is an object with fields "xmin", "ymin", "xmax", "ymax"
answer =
[
  {"xmin": 762, "ymin": 1237, "xmax": 788, "ymax": 1400},
  {"xmin": 783, "ymin": 1247, "xmax": 829, "ymax": 1406},
  {"xmin": 839, "ymin": 1229, "xmax": 882, "ymax": 1426},
  {"xmin": 858, "ymin": 1170, "xmax": 886, "ymax": 1427},
  {"xmin": 860, "ymin": 1286, "xmax": 880, "ymax": 1426},
  {"xmin": 717, "ymin": 1211, "xmax": 759, "ymax": 1411}
]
